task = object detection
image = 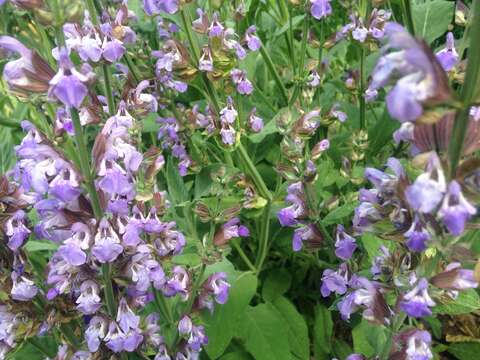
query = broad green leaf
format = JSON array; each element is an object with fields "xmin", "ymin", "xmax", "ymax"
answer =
[
  {"xmin": 24, "ymin": 240, "xmax": 59, "ymax": 252},
  {"xmin": 141, "ymin": 112, "xmax": 159, "ymax": 133},
  {"xmin": 322, "ymin": 202, "xmax": 359, "ymax": 226},
  {"xmin": 237, "ymin": 303, "xmax": 291, "ymax": 360},
  {"xmin": 352, "ymin": 319, "xmax": 387, "ymax": 357},
  {"xmin": 166, "ymin": 159, "xmax": 188, "ymax": 205},
  {"xmin": 448, "ymin": 342, "xmax": 480, "ymax": 360},
  {"xmin": 262, "ymin": 268, "xmax": 292, "ymax": 302},
  {"xmin": 271, "ymin": 297, "xmax": 309, "ymax": 360},
  {"xmin": 434, "ymin": 289, "xmax": 480, "ymax": 315},
  {"xmin": 203, "ymin": 272, "xmax": 257, "ymax": 359},
  {"xmin": 412, "ymin": 0, "xmax": 455, "ymax": 44},
  {"xmin": 313, "ymin": 304, "xmax": 333, "ymax": 356}
]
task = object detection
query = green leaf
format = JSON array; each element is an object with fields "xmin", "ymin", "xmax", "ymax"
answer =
[
  {"xmin": 24, "ymin": 240, "xmax": 59, "ymax": 252},
  {"xmin": 448, "ymin": 342, "xmax": 480, "ymax": 360},
  {"xmin": 171, "ymin": 253, "xmax": 202, "ymax": 266},
  {"xmin": 322, "ymin": 202, "xmax": 359, "ymax": 226},
  {"xmin": 273, "ymin": 15, "xmax": 305, "ymax": 37},
  {"xmin": 166, "ymin": 159, "xmax": 188, "ymax": 205},
  {"xmin": 203, "ymin": 272, "xmax": 258, "ymax": 359},
  {"xmin": 367, "ymin": 109, "xmax": 399, "ymax": 159},
  {"xmin": 262, "ymin": 268, "xmax": 292, "ymax": 302},
  {"xmin": 220, "ymin": 352, "xmax": 254, "ymax": 360},
  {"xmin": 313, "ymin": 304, "xmax": 333, "ymax": 356},
  {"xmin": 237, "ymin": 303, "xmax": 291, "ymax": 360},
  {"xmin": 270, "ymin": 297, "xmax": 309, "ymax": 360},
  {"xmin": 360, "ymin": 233, "xmax": 392, "ymax": 261},
  {"xmin": 332, "ymin": 339, "xmax": 353, "ymax": 360},
  {"xmin": 0, "ymin": 126, "xmax": 15, "ymax": 174},
  {"xmin": 352, "ymin": 319, "xmax": 387, "ymax": 357},
  {"xmin": 434, "ymin": 289, "xmax": 480, "ymax": 315},
  {"xmin": 412, "ymin": 0, "xmax": 455, "ymax": 44}
]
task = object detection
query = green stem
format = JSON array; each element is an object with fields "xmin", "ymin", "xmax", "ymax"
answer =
[
  {"xmin": 449, "ymin": 0, "xmax": 480, "ymax": 177},
  {"xmin": 259, "ymin": 44, "xmax": 289, "ymax": 106},
  {"xmin": 255, "ymin": 203, "xmax": 271, "ymax": 272},
  {"xmin": 102, "ymin": 64, "xmax": 115, "ymax": 115},
  {"xmin": 237, "ymin": 142, "xmax": 272, "ymax": 201},
  {"xmin": 70, "ymin": 109, "xmax": 102, "ymax": 218},
  {"xmin": 124, "ymin": 53, "xmax": 141, "ymax": 84},
  {"xmin": 102, "ymin": 263, "xmax": 117, "ymax": 316},
  {"xmin": 231, "ymin": 238, "xmax": 257, "ymax": 273},
  {"xmin": 153, "ymin": 289, "xmax": 174, "ymax": 324},
  {"xmin": 359, "ymin": 46, "xmax": 366, "ymax": 130},
  {"xmin": 86, "ymin": 0, "xmax": 98, "ymax": 25},
  {"xmin": 400, "ymin": 0, "xmax": 415, "ymax": 35},
  {"xmin": 180, "ymin": 8, "xmax": 200, "ymax": 63}
]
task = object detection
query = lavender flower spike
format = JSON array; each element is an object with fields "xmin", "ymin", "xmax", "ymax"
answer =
[{"xmin": 431, "ymin": 262, "xmax": 478, "ymax": 290}]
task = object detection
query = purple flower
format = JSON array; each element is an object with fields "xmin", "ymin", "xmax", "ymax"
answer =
[
  {"xmin": 4, "ymin": 210, "xmax": 30, "ymax": 252},
  {"xmin": 76, "ymin": 281, "xmax": 102, "ymax": 315},
  {"xmin": 292, "ymin": 224, "xmax": 322, "ymax": 252},
  {"xmin": 0, "ymin": 36, "xmax": 54, "ymax": 95},
  {"xmin": 248, "ymin": 108, "xmax": 264, "ymax": 133},
  {"xmin": 310, "ymin": 0, "xmax": 332, "ymax": 20},
  {"xmin": 204, "ymin": 272, "xmax": 231, "ymax": 305},
  {"xmin": 307, "ymin": 70, "xmax": 321, "ymax": 88},
  {"xmin": 10, "ymin": 272, "xmax": 38, "ymax": 301},
  {"xmin": 220, "ymin": 126, "xmax": 236, "ymax": 145},
  {"xmin": 244, "ymin": 26, "xmax": 261, "ymax": 51},
  {"xmin": 370, "ymin": 23, "xmax": 450, "ymax": 122},
  {"xmin": 199, "ymin": 46, "xmax": 214, "ymax": 72},
  {"xmin": 436, "ymin": 32, "xmax": 458, "ymax": 71},
  {"xmin": 178, "ymin": 315, "xmax": 193, "ymax": 335},
  {"xmin": 439, "ymin": 181, "xmax": 476, "ymax": 236},
  {"xmin": 208, "ymin": 13, "xmax": 224, "ymax": 37},
  {"xmin": 277, "ymin": 182, "xmax": 306, "ymax": 227},
  {"xmin": 187, "ymin": 325, "xmax": 208, "ymax": 351},
  {"xmin": 404, "ymin": 216, "xmax": 430, "ymax": 252},
  {"xmin": 143, "ymin": 0, "xmax": 179, "ymax": 15},
  {"xmin": 405, "ymin": 153, "xmax": 446, "ymax": 213},
  {"xmin": 85, "ymin": 316, "xmax": 108, "ymax": 352},
  {"xmin": 335, "ymin": 225, "xmax": 357, "ymax": 260},
  {"xmin": 431, "ymin": 262, "xmax": 478, "ymax": 290},
  {"xmin": 320, "ymin": 263, "xmax": 349, "ymax": 297},
  {"xmin": 49, "ymin": 49, "xmax": 88, "ymax": 109},
  {"xmin": 231, "ymin": 69, "xmax": 253, "ymax": 95},
  {"xmin": 163, "ymin": 266, "xmax": 190, "ymax": 300},
  {"xmin": 92, "ymin": 219, "xmax": 124, "ymax": 263},
  {"xmin": 400, "ymin": 278, "xmax": 435, "ymax": 318},
  {"xmin": 405, "ymin": 330, "xmax": 433, "ymax": 360},
  {"xmin": 117, "ymin": 298, "xmax": 140, "ymax": 333},
  {"xmin": 352, "ymin": 27, "xmax": 368, "ymax": 42}
]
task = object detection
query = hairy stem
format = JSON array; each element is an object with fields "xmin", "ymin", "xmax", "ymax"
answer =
[
  {"xmin": 359, "ymin": 46, "xmax": 366, "ymax": 130},
  {"xmin": 231, "ymin": 238, "xmax": 257, "ymax": 273},
  {"xmin": 255, "ymin": 203, "xmax": 271, "ymax": 272},
  {"xmin": 237, "ymin": 142, "xmax": 272, "ymax": 201}
]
